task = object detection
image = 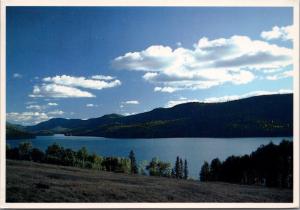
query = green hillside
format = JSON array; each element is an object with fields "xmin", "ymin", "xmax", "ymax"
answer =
[{"xmin": 23, "ymin": 94, "xmax": 293, "ymax": 138}]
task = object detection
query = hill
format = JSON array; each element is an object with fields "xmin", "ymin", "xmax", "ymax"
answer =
[
  {"xmin": 6, "ymin": 123, "xmax": 36, "ymax": 140},
  {"xmin": 24, "ymin": 94, "xmax": 293, "ymax": 138},
  {"xmin": 6, "ymin": 159, "xmax": 292, "ymax": 202}
]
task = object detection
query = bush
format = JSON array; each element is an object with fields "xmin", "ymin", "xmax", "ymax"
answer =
[
  {"xmin": 146, "ymin": 157, "xmax": 172, "ymax": 177},
  {"xmin": 31, "ymin": 148, "xmax": 45, "ymax": 162},
  {"xmin": 18, "ymin": 142, "xmax": 32, "ymax": 160}
]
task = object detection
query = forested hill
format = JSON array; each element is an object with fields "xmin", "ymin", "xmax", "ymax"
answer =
[
  {"xmin": 24, "ymin": 94, "xmax": 293, "ymax": 138},
  {"xmin": 6, "ymin": 123, "xmax": 35, "ymax": 140}
]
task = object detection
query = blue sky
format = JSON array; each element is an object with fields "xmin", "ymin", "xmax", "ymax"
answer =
[{"xmin": 7, "ymin": 7, "xmax": 293, "ymax": 125}]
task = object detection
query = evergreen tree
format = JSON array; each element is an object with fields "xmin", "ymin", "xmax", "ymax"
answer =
[
  {"xmin": 210, "ymin": 158, "xmax": 222, "ymax": 181},
  {"xmin": 179, "ymin": 158, "xmax": 183, "ymax": 179},
  {"xmin": 171, "ymin": 168, "xmax": 176, "ymax": 178},
  {"xmin": 77, "ymin": 146, "xmax": 88, "ymax": 167},
  {"xmin": 175, "ymin": 156, "xmax": 180, "ymax": 178},
  {"xmin": 129, "ymin": 150, "xmax": 138, "ymax": 174},
  {"xmin": 19, "ymin": 142, "xmax": 32, "ymax": 160},
  {"xmin": 184, "ymin": 159, "xmax": 188, "ymax": 179},
  {"xmin": 200, "ymin": 161, "xmax": 210, "ymax": 181},
  {"xmin": 138, "ymin": 160, "xmax": 148, "ymax": 175},
  {"xmin": 146, "ymin": 157, "xmax": 160, "ymax": 176}
]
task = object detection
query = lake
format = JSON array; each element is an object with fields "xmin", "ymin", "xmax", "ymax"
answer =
[{"xmin": 7, "ymin": 136, "xmax": 292, "ymax": 178}]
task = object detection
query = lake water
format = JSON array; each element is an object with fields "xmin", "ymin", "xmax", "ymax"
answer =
[{"xmin": 7, "ymin": 136, "xmax": 292, "ymax": 179}]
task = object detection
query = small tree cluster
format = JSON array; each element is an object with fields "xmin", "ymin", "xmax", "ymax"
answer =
[
  {"xmin": 172, "ymin": 156, "xmax": 188, "ymax": 179},
  {"xmin": 146, "ymin": 157, "xmax": 172, "ymax": 177},
  {"xmin": 129, "ymin": 150, "xmax": 138, "ymax": 174}
]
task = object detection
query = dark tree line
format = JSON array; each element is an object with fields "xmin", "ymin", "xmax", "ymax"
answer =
[
  {"xmin": 6, "ymin": 142, "xmax": 139, "ymax": 174},
  {"xmin": 199, "ymin": 140, "xmax": 293, "ymax": 188},
  {"xmin": 6, "ymin": 142, "xmax": 188, "ymax": 179},
  {"xmin": 7, "ymin": 140, "xmax": 291, "ymax": 189}
]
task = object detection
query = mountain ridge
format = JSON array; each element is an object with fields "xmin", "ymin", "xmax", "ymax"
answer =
[{"xmin": 7, "ymin": 94, "xmax": 293, "ymax": 139}]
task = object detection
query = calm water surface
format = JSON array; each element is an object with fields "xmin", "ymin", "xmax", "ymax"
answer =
[{"xmin": 7, "ymin": 136, "xmax": 292, "ymax": 178}]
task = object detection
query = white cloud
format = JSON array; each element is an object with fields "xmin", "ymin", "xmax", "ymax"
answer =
[
  {"xmin": 86, "ymin": 103, "xmax": 98, "ymax": 107},
  {"xmin": 25, "ymin": 101, "xmax": 37, "ymax": 105},
  {"xmin": 6, "ymin": 109, "xmax": 66, "ymax": 125},
  {"xmin": 265, "ymin": 70, "xmax": 293, "ymax": 80},
  {"xmin": 13, "ymin": 73, "xmax": 22, "ymax": 79},
  {"xmin": 123, "ymin": 112, "xmax": 137, "ymax": 116},
  {"xmin": 113, "ymin": 35, "xmax": 292, "ymax": 92},
  {"xmin": 43, "ymin": 75, "xmax": 121, "ymax": 90},
  {"xmin": 262, "ymin": 68, "xmax": 284, "ymax": 74},
  {"xmin": 29, "ymin": 84, "xmax": 95, "ymax": 98},
  {"xmin": 203, "ymin": 89, "xmax": 293, "ymax": 103},
  {"xmin": 165, "ymin": 89, "xmax": 293, "ymax": 107},
  {"xmin": 26, "ymin": 102, "xmax": 60, "ymax": 111},
  {"xmin": 30, "ymin": 75, "xmax": 121, "ymax": 98},
  {"xmin": 26, "ymin": 105, "xmax": 42, "ymax": 110},
  {"xmin": 112, "ymin": 45, "xmax": 174, "ymax": 72},
  {"xmin": 6, "ymin": 112, "xmax": 50, "ymax": 125},
  {"xmin": 165, "ymin": 98, "xmax": 201, "ymax": 108},
  {"xmin": 123, "ymin": 100, "xmax": 140, "ymax": 105},
  {"xmin": 47, "ymin": 110, "xmax": 64, "ymax": 115},
  {"xmin": 154, "ymin": 87, "xmax": 178, "ymax": 93},
  {"xmin": 91, "ymin": 75, "xmax": 115, "ymax": 80},
  {"xmin": 48, "ymin": 102, "xmax": 58, "ymax": 106},
  {"xmin": 261, "ymin": 25, "xmax": 293, "ymax": 41}
]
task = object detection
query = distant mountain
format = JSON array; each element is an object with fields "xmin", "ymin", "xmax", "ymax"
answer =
[
  {"xmin": 26, "ymin": 114, "xmax": 124, "ymax": 133},
  {"xmin": 22, "ymin": 94, "xmax": 293, "ymax": 138},
  {"xmin": 6, "ymin": 123, "xmax": 36, "ymax": 140}
]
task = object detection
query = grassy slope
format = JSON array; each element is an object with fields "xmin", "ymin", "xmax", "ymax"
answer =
[{"xmin": 6, "ymin": 160, "xmax": 292, "ymax": 203}]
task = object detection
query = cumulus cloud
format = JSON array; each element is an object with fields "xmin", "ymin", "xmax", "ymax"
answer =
[
  {"xmin": 86, "ymin": 103, "xmax": 98, "ymax": 107},
  {"xmin": 43, "ymin": 75, "xmax": 121, "ymax": 90},
  {"xmin": 165, "ymin": 89, "xmax": 293, "ymax": 107},
  {"xmin": 265, "ymin": 70, "xmax": 293, "ymax": 80},
  {"xmin": 203, "ymin": 89, "xmax": 293, "ymax": 103},
  {"xmin": 261, "ymin": 25, "xmax": 293, "ymax": 41},
  {"xmin": 6, "ymin": 112, "xmax": 50, "ymax": 125},
  {"xmin": 154, "ymin": 87, "xmax": 178, "ymax": 93},
  {"xmin": 165, "ymin": 98, "xmax": 201, "ymax": 108},
  {"xmin": 25, "ymin": 102, "xmax": 61, "ymax": 113},
  {"xmin": 123, "ymin": 112, "xmax": 137, "ymax": 116},
  {"xmin": 30, "ymin": 75, "xmax": 121, "ymax": 98},
  {"xmin": 48, "ymin": 102, "xmax": 58, "ymax": 106},
  {"xmin": 7, "ymin": 109, "xmax": 66, "ymax": 125},
  {"xmin": 13, "ymin": 73, "xmax": 22, "ymax": 78},
  {"xmin": 25, "ymin": 101, "xmax": 37, "ymax": 105},
  {"xmin": 47, "ymin": 110, "xmax": 64, "ymax": 115},
  {"xmin": 91, "ymin": 75, "xmax": 115, "ymax": 80},
  {"xmin": 176, "ymin": 42, "xmax": 182, "ymax": 47},
  {"xmin": 262, "ymin": 68, "xmax": 284, "ymax": 74},
  {"xmin": 26, "ymin": 102, "xmax": 59, "ymax": 110},
  {"xmin": 112, "ymin": 35, "xmax": 292, "ymax": 92},
  {"xmin": 26, "ymin": 105, "xmax": 42, "ymax": 110},
  {"xmin": 123, "ymin": 100, "xmax": 140, "ymax": 105},
  {"xmin": 29, "ymin": 84, "xmax": 95, "ymax": 98}
]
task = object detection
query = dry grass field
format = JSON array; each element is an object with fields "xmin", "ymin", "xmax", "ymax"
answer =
[{"xmin": 6, "ymin": 160, "xmax": 293, "ymax": 203}]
